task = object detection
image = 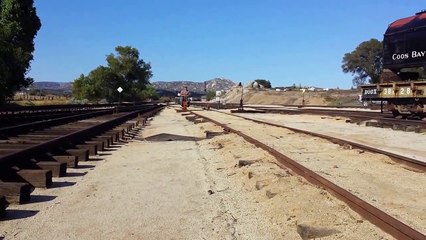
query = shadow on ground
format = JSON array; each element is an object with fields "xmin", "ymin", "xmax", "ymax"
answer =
[
  {"xmin": 139, "ymin": 133, "xmax": 204, "ymax": 142},
  {"xmin": 24, "ymin": 195, "xmax": 56, "ymax": 204},
  {"xmin": 3, "ymin": 209, "xmax": 39, "ymax": 220},
  {"xmin": 64, "ymin": 172, "xmax": 87, "ymax": 177},
  {"xmin": 49, "ymin": 181, "xmax": 76, "ymax": 189}
]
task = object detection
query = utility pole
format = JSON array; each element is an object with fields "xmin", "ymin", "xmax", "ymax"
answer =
[
  {"xmin": 238, "ymin": 82, "xmax": 244, "ymax": 111},
  {"xmin": 117, "ymin": 87, "xmax": 123, "ymax": 113}
]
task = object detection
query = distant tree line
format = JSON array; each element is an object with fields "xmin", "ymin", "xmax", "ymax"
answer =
[
  {"xmin": 0, "ymin": 0, "xmax": 41, "ymax": 104},
  {"xmin": 72, "ymin": 46, "xmax": 158, "ymax": 103}
]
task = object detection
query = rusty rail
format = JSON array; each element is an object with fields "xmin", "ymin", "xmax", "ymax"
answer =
[{"xmin": 228, "ymin": 113, "xmax": 426, "ymax": 172}]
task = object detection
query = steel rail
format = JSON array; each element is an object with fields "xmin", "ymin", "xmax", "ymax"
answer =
[
  {"xmin": 190, "ymin": 102, "xmax": 375, "ymax": 110},
  {"xmin": 225, "ymin": 113, "xmax": 426, "ymax": 171},
  {"xmin": 0, "ymin": 104, "xmax": 160, "ymax": 138},
  {"xmin": 0, "ymin": 103, "xmax": 116, "ymax": 113},
  {"xmin": 191, "ymin": 102, "xmax": 425, "ymax": 124},
  {"xmin": 190, "ymin": 111, "xmax": 426, "ymax": 240},
  {"xmin": 0, "ymin": 110, "xmax": 113, "ymax": 138}
]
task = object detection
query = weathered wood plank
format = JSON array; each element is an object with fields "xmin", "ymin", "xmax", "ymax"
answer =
[
  {"xmin": 85, "ymin": 140, "xmax": 104, "ymax": 152},
  {"xmin": 0, "ymin": 181, "xmax": 32, "ymax": 204},
  {"xmin": 66, "ymin": 149, "xmax": 89, "ymax": 161},
  {"xmin": 36, "ymin": 161, "xmax": 67, "ymax": 177},
  {"xmin": 52, "ymin": 155, "xmax": 78, "ymax": 168},
  {"xmin": 17, "ymin": 169, "xmax": 52, "ymax": 188},
  {"xmin": 0, "ymin": 195, "xmax": 7, "ymax": 218},
  {"xmin": 76, "ymin": 144, "xmax": 97, "ymax": 156},
  {"xmin": 91, "ymin": 137, "xmax": 111, "ymax": 149}
]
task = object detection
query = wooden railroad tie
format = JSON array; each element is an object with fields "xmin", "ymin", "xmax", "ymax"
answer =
[
  {"xmin": 91, "ymin": 136, "xmax": 112, "ymax": 149},
  {"xmin": 17, "ymin": 169, "xmax": 52, "ymax": 188},
  {"xmin": 103, "ymin": 131, "xmax": 120, "ymax": 142},
  {"xmin": 76, "ymin": 144, "xmax": 97, "ymax": 156},
  {"xmin": 0, "ymin": 143, "xmax": 37, "ymax": 150},
  {"xmin": 0, "ymin": 196, "xmax": 7, "ymax": 219},
  {"xmin": 52, "ymin": 155, "xmax": 78, "ymax": 168},
  {"xmin": 66, "ymin": 149, "xmax": 89, "ymax": 162},
  {"xmin": 0, "ymin": 181, "xmax": 32, "ymax": 204},
  {"xmin": 36, "ymin": 161, "xmax": 67, "ymax": 177},
  {"xmin": 85, "ymin": 140, "xmax": 104, "ymax": 152}
]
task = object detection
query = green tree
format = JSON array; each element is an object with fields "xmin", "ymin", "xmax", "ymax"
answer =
[
  {"xmin": 72, "ymin": 74, "xmax": 87, "ymax": 100},
  {"xmin": 72, "ymin": 46, "xmax": 153, "ymax": 102},
  {"xmin": 106, "ymin": 46, "xmax": 152, "ymax": 101},
  {"xmin": 0, "ymin": 0, "xmax": 41, "ymax": 103},
  {"xmin": 139, "ymin": 84, "xmax": 159, "ymax": 100},
  {"xmin": 342, "ymin": 38, "xmax": 383, "ymax": 86},
  {"xmin": 254, "ymin": 79, "xmax": 271, "ymax": 88}
]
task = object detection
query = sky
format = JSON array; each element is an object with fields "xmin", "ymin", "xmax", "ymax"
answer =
[{"xmin": 29, "ymin": 0, "xmax": 425, "ymax": 89}]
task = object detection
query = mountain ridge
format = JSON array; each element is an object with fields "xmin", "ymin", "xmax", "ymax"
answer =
[
  {"xmin": 151, "ymin": 78, "xmax": 236, "ymax": 94},
  {"xmin": 30, "ymin": 77, "xmax": 236, "ymax": 92}
]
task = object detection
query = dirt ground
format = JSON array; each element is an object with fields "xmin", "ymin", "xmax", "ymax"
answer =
[
  {"xmin": 193, "ymin": 109, "xmax": 426, "ymax": 235},
  {"xmin": 0, "ymin": 106, "xmax": 423, "ymax": 239},
  {"xmin": 222, "ymin": 86, "xmax": 361, "ymax": 106}
]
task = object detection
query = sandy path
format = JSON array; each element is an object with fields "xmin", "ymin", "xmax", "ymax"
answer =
[{"xmin": 1, "ymin": 108, "xmax": 219, "ymax": 239}]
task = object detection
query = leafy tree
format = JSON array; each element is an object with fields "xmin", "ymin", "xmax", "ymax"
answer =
[
  {"xmin": 72, "ymin": 74, "xmax": 87, "ymax": 100},
  {"xmin": 254, "ymin": 79, "xmax": 271, "ymax": 88},
  {"xmin": 342, "ymin": 38, "xmax": 383, "ymax": 86},
  {"xmin": 106, "ymin": 46, "xmax": 152, "ymax": 101},
  {"xmin": 72, "ymin": 46, "xmax": 153, "ymax": 102},
  {"xmin": 0, "ymin": 0, "xmax": 41, "ymax": 103},
  {"xmin": 139, "ymin": 85, "xmax": 159, "ymax": 100}
]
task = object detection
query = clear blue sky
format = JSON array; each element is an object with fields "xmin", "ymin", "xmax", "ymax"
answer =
[{"xmin": 29, "ymin": 0, "xmax": 425, "ymax": 89}]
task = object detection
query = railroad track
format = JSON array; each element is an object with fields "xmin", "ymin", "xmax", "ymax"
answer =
[
  {"xmin": 0, "ymin": 104, "xmax": 119, "ymax": 128},
  {"xmin": 185, "ymin": 109, "xmax": 426, "ymax": 239},
  {"xmin": 191, "ymin": 102, "xmax": 426, "ymax": 133},
  {"xmin": 0, "ymin": 104, "xmax": 164, "ymax": 219},
  {"xmin": 224, "ymin": 111, "xmax": 426, "ymax": 171},
  {"xmin": 261, "ymin": 107, "xmax": 426, "ymax": 132},
  {"xmin": 0, "ymin": 103, "xmax": 154, "ymax": 128}
]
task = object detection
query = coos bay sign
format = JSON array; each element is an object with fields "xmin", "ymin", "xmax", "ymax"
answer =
[{"xmin": 392, "ymin": 50, "xmax": 426, "ymax": 60}]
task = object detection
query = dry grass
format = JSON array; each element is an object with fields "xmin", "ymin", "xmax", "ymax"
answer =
[{"xmin": 12, "ymin": 93, "xmax": 70, "ymax": 106}]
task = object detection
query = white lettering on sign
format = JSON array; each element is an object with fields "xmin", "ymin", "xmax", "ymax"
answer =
[
  {"xmin": 412, "ymin": 51, "xmax": 426, "ymax": 58},
  {"xmin": 392, "ymin": 50, "xmax": 426, "ymax": 61},
  {"xmin": 392, "ymin": 53, "xmax": 409, "ymax": 60},
  {"xmin": 383, "ymin": 88, "xmax": 393, "ymax": 95},
  {"xmin": 399, "ymin": 87, "xmax": 411, "ymax": 95},
  {"xmin": 363, "ymin": 88, "xmax": 377, "ymax": 95}
]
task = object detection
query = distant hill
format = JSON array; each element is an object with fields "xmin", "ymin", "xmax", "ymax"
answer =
[
  {"xmin": 152, "ymin": 78, "xmax": 236, "ymax": 96},
  {"xmin": 29, "ymin": 78, "xmax": 237, "ymax": 97},
  {"xmin": 30, "ymin": 82, "xmax": 72, "ymax": 90}
]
